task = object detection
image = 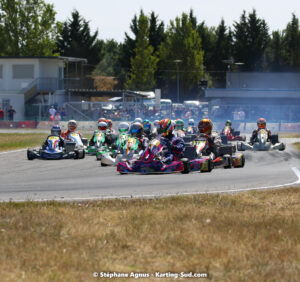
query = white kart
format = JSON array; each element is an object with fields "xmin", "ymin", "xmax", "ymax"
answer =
[{"xmin": 237, "ymin": 129, "xmax": 285, "ymax": 151}]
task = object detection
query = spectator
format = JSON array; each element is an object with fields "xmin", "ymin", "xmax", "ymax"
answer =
[
  {"xmin": 54, "ymin": 112, "xmax": 61, "ymax": 125},
  {"xmin": 60, "ymin": 108, "xmax": 66, "ymax": 120},
  {"xmin": 0, "ymin": 107, "xmax": 4, "ymax": 120},
  {"xmin": 49, "ymin": 106, "xmax": 56, "ymax": 120},
  {"xmin": 7, "ymin": 106, "xmax": 16, "ymax": 121}
]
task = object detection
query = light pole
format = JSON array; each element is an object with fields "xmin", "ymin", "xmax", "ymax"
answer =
[{"xmin": 174, "ymin": 60, "xmax": 182, "ymax": 103}]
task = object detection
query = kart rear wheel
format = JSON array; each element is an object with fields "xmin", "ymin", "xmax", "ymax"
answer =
[
  {"xmin": 224, "ymin": 157, "xmax": 232, "ymax": 169},
  {"xmin": 236, "ymin": 155, "xmax": 245, "ymax": 168},
  {"xmin": 279, "ymin": 143, "xmax": 285, "ymax": 151},
  {"xmin": 181, "ymin": 158, "xmax": 190, "ymax": 174},
  {"xmin": 27, "ymin": 149, "xmax": 34, "ymax": 160},
  {"xmin": 101, "ymin": 162, "xmax": 108, "ymax": 167}
]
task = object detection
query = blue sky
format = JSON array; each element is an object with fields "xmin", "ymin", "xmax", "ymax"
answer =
[{"xmin": 47, "ymin": 0, "xmax": 299, "ymax": 42}]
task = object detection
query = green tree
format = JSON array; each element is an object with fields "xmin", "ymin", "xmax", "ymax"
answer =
[
  {"xmin": 233, "ymin": 10, "xmax": 269, "ymax": 71},
  {"xmin": 159, "ymin": 12, "xmax": 204, "ymax": 100},
  {"xmin": 0, "ymin": 0, "xmax": 61, "ymax": 56},
  {"xmin": 266, "ymin": 30, "xmax": 285, "ymax": 71},
  {"xmin": 125, "ymin": 11, "xmax": 158, "ymax": 90},
  {"xmin": 56, "ymin": 10, "xmax": 103, "ymax": 66},
  {"xmin": 283, "ymin": 13, "xmax": 300, "ymax": 70}
]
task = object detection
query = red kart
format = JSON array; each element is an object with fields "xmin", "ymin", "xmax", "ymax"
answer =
[{"xmin": 221, "ymin": 126, "xmax": 246, "ymax": 142}]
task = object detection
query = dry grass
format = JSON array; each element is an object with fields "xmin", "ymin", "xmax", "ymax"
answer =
[
  {"xmin": 0, "ymin": 188, "xmax": 299, "ymax": 281},
  {"xmin": 0, "ymin": 133, "xmax": 48, "ymax": 151},
  {"xmin": 279, "ymin": 133, "xmax": 300, "ymax": 138}
]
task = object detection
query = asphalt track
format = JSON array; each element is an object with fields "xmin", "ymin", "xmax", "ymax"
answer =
[{"xmin": 0, "ymin": 138, "xmax": 300, "ymax": 202}]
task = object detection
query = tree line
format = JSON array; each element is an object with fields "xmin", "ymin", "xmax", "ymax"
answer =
[{"xmin": 0, "ymin": 0, "xmax": 299, "ymax": 100}]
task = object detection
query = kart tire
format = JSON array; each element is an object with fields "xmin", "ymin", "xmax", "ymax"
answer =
[
  {"xmin": 79, "ymin": 150, "xmax": 85, "ymax": 159},
  {"xmin": 27, "ymin": 149, "xmax": 34, "ymax": 160},
  {"xmin": 237, "ymin": 143, "xmax": 244, "ymax": 151},
  {"xmin": 236, "ymin": 155, "xmax": 245, "ymax": 168},
  {"xmin": 101, "ymin": 162, "xmax": 108, "ymax": 167},
  {"xmin": 201, "ymin": 159, "xmax": 214, "ymax": 173},
  {"xmin": 181, "ymin": 158, "xmax": 191, "ymax": 174},
  {"xmin": 224, "ymin": 157, "xmax": 232, "ymax": 169},
  {"xmin": 279, "ymin": 143, "xmax": 285, "ymax": 151},
  {"xmin": 74, "ymin": 150, "xmax": 79, "ymax": 159}
]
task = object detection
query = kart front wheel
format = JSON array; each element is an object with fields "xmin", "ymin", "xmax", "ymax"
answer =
[
  {"xmin": 101, "ymin": 162, "xmax": 108, "ymax": 167},
  {"xmin": 224, "ymin": 157, "xmax": 232, "ymax": 169},
  {"xmin": 181, "ymin": 158, "xmax": 191, "ymax": 174},
  {"xmin": 27, "ymin": 149, "xmax": 34, "ymax": 160}
]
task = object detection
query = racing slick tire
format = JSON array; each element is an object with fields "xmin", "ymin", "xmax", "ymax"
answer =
[
  {"xmin": 224, "ymin": 156, "xmax": 232, "ymax": 169},
  {"xmin": 200, "ymin": 159, "xmax": 213, "ymax": 173},
  {"xmin": 181, "ymin": 158, "xmax": 191, "ymax": 174},
  {"xmin": 74, "ymin": 150, "xmax": 79, "ymax": 159},
  {"xmin": 279, "ymin": 143, "xmax": 286, "ymax": 151},
  {"xmin": 101, "ymin": 162, "xmax": 108, "ymax": 167},
  {"xmin": 235, "ymin": 154, "xmax": 245, "ymax": 168},
  {"xmin": 27, "ymin": 149, "xmax": 34, "ymax": 160},
  {"xmin": 270, "ymin": 134, "xmax": 279, "ymax": 145},
  {"xmin": 236, "ymin": 142, "xmax": 244, "ymax": 151}
]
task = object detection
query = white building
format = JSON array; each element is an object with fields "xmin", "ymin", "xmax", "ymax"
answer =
[{"xmin": 0, "ymin": 56, "xmax": 86, "ymax": 120}]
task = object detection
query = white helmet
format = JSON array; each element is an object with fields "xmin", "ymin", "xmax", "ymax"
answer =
[
  {"xmin": 188, "ymin": 119, "xmax": 195, "ymax": 126},
  {"xmin": 118, "ymin": 122, "xmax": 130, "ymax": 133},
  {"xmin": 68, "ymin": 120, "xmax": 77, "ymax": 131},
  {"xmin": 134, "ymin": 117, "xmax": 143, "ymax": 124},
  {"xmin": 153, "ymin": 120, "xmax": 159, "ymax": 127}
]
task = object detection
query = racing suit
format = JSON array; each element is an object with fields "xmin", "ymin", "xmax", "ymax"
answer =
[
  {"xmin": 186, "ymin": 126, "xmax": 197, "ymax": 135},
  {"xmin": 42, "ymin": 135, "xmax": 64, "ymax": 149},
  {"xmin": 160, "ymin": 134, "xmax": 185, "ymax": 164},
  {"xmin": 196, "ymin": 132, "xmax": 222, "ymax": 157},
  {"xmin": 61, "ymin": 130, "xmax": 83, "ymax": 140},
  {"xmin": 89, "ymin": 130, "xmax": 116, "ymax": 147},
  {"xmin": 221, "ymin": 126, "xmax": 234, "ymax": 135},
  {"xmin": 250, "ymin": 128, "xmax": 271, "ymax": 144}
]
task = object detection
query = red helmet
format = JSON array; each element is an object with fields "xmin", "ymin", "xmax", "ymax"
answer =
[
  {"xmin": 198, "ymin": 118, "xmax": 213, "ymax": 135},
  {"xmin": 158, "ymin": 119, "xmax": 174, "ymax": 137},
  {"xmin": 97, "ymin": 117, "xmax": 106, "ymax": 123},
  {"xmin": 257, "ymin": 118, "xmax": 266, "ymax": 129},
  {"xmin": 106, "ymin": 119, "xmax": 112, "ymax": 129},
  {"xmin": 98, "ymin": 121, "xmax": 108, "ymax": 131}
]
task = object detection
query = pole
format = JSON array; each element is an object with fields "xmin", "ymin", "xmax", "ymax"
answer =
[{"xmin": 176, "ymin": 63, "xmax": 180, "ymax": 103}]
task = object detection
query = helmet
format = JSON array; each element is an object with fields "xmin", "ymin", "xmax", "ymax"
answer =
[
  {"xmin": 129, "ymin": 122, "xmax": 143, "ymax": 138},
  {"xmin": 175, "ymin": 119, "xmax": 184, "ymax": 130},
  {"xmin": 68, "ymin": 120, "xmax": 77, "ymax": 132},
  {"xmin": 158, "ymin": 119, "xmax": 174, "ymax": 137},
  {"xmin": 143, "ymin": 119, "xmax": 152, "ymax": 133},
  {"xmin": 134, "ymin": 117, "xmax": 143, "ymax": 124},
  {"xmin": 106, "ymin": 119, "xmax": 112, "ymax": 129},
  {"xmin": 118, "ymin": 122, "xmax": 129, "ymax": 133},
  {"xmin": 51, "ymin": 125, "xmax": 61, "ymax": 136},
  {"xmin": 257, "ymin": 118, "xmax": 266, "ymax": 129},
  {"xmin": 225, "ymin": 120, "xmax": 232, "ymax": 127},
  {"xmin": 97, "ymin": 117, "xmax": 106, "ymax": 123},
  {"xmin": 198, "ymin": 118, "xmax": 213, "ymax": 135},
  {"xmin": 154, "ymin": 120, "xmax": 159, "ymax": 128},
  {"xmin": 98, "ymin": 121, "xmax": 108, "ymax": 131},
  {"xmin": 188, "ymin": 119, "xmax": 195, "ymax": 126}
]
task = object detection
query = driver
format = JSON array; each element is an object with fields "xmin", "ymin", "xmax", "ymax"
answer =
[
  {"xmin": 89, "ymin": 121, "xmax": 116, "ymax": 147},
  {"xmin": 128, "ymin": 122, "xmax": 148, "ymax": 151},
  {"xmin": 61, "ymin": 120, "xmax": 83, "ymax": 140},
  {"xmin": 43, "ymin": 125, "xmax": 64, "ymax": 149},
  {"xmin": 197, "ymin": 118, "xmax": 221, "ymax": 156},
  {"xmin": 250, "ymin": 118, "xmax": 271, "ymax": 144},
  {"xmin": 186, "ymin": 118, "xmax": 197, "ymax": 134},
  {"xmin": 174, "ymin": 119, "xmax": 186, "ymax": 137},
  {"xmin": 157, "ymin": 118, "xmax": 184, "ymax": 164},
  {"xmin": 221, "ymin": 120, "xmax": 235, "ymax": 134},
  {"xmin": 143, "ymin": 119, "xmax": 155, "ymax": 139}
]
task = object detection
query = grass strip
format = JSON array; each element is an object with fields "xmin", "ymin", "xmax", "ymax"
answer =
[
  {"xmin": 0, "ymin": 188, "xmax": 299, "ymax": 281},
  {"xmin": 0, "ymin": 133, "xmax": 47, "ymax": 152}
]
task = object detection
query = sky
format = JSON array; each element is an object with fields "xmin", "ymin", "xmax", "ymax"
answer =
[{"xmin": 47, "ymin": 0, "xmax": 299, "ymax": 42}]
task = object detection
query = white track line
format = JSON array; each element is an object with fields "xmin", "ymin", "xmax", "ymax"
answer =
[
  {"xmin": 5, "ymin": 167, "xmax": 300, "ymax": 203},
  {"xmin": 0, "ymin": 149, "xmax": 26, "ymax": 155}
]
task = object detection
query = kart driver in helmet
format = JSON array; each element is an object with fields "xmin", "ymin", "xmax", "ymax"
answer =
[
  {"xmin": 142, "ymin": 119, "xmax": 155, "ymax": 140},
  {"xmin": 197, "ymin": 118, "xmax": 221, "ymax": 156},
  {"xmin": 186, "ymin": 118, "xmax": 197, "ymax": 134},
  {"xmin": 89, "ymin": 121, "xmax": 116, "ymax": 147},
  {"xmin": 43, "ymin": 125, "xmax": 65, "ymax": 149},
  {"xmin": 157, "ymin": 118, "xmax": 185, "ymax": 164},
  {"xmin": 61, "ymin": 120, "xmax": 83, "ymax": 140},
  {"xmin": 221, "ymin": 120, "xmax": 235, "ymax": 135},
  {"xmin": 250, "ymin": 118, "xmax": 271, "ymax": 144},
  {"xmin": 128, "ymin": 122, "xmax": 149, "ymax": 151}
]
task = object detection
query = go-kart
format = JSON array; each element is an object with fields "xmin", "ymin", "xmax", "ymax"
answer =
[
  {"xmin": 237, "ymin": 129, "xmax": 285, "ymax": 151},
  {"xmin": 97, "ymin": 135, "xmax": 138, "ymax": 166},
  {"xmin": 117, "ymin": 138, "xmax": 190, "ymax": 174},
  {"xmin": 64, "ymin": 132, "xmax": 86, "ymax": 159},
  {"xmin": 27, "ymin": 136, "xmax": 78, "ymax": 160},
  {"xmin": 85, "ymin": 131, "xmax": 106, "ymax": 155},
  {"xmin": 191, "ymin": 134, "xmax": 245, "ymax": 169},
  {"xmin": 221, "ymin": 126, "xmax": 246, "ymax": 142}
]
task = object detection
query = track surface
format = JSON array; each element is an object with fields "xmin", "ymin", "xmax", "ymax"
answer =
[{"xmin": 0, "ymin": 138, "xmax": 300, "ymax": 202}]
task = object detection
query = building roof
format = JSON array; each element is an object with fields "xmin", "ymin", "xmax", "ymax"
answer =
[{"xmin": 0, "ymin": 56, "xmax": 87, "ymax": 63}]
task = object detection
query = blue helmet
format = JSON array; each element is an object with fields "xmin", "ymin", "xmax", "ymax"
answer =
[
  {"xmin": 129, "ymin": 122, "xmax": 143, "ymax": 138},
  {"xmin": 143, "ymin": 119, "xmax": 151, "ymax": 133},
  {"xmin": 51, "ymin": 126, "xmax": 61, "ymax": 136}
]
